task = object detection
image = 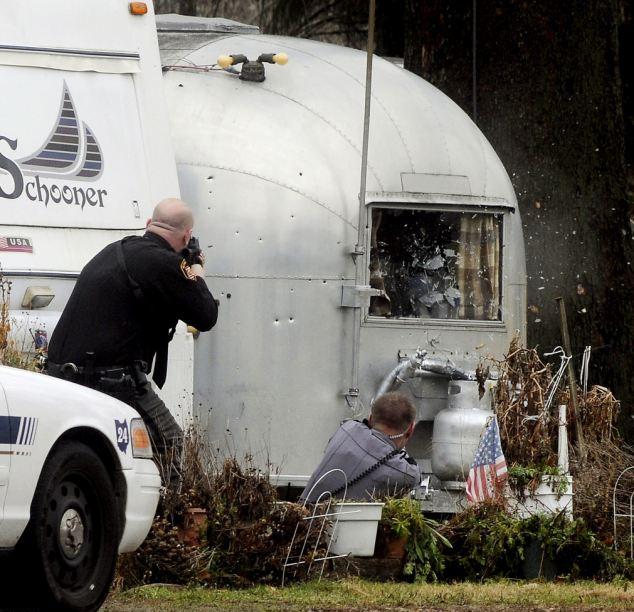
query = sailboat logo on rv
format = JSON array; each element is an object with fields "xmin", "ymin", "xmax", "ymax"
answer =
[
  {"xmin": 0, "ymin": 82, "xmax": 108, "ymax": 209},
  {"xmin": 19, "ymin": 82, "xmax": 104, "ymax": 180}
]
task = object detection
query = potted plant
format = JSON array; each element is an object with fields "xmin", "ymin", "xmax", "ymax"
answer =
[
  {"xmin": 507, "ymin": 464, "xmax": 573, "ymax": 519},
  {"xmin": 377, "ymin": 497, "xmax": 450, "ymax": 581}
]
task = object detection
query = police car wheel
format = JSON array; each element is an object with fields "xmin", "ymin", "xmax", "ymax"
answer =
[{"xmin": 26, "ymin": 440, "xmax": 120, "ymax": 611}]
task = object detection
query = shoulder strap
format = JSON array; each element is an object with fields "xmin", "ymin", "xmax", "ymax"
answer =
[
  {"xmin": 328, "ymin": 447, "xmax": 402, "ymax": 498},
  {"xmin": 115, "ymin": 238, "xmax": 145, "ymax": 303},
  {"xmin": 116, "ymin": 237, "xmax": 175, "ymax": 389}
]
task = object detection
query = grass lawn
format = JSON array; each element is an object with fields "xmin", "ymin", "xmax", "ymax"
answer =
[{"xmin": 105, "ymin": 578, "xmax": 634, "ymax": 610}]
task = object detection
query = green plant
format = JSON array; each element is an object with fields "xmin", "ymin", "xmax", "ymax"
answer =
[
  {"xmin": 440, "ymin": 501, "xmax": 634, "ymax": 582},
  {"xmin": 440, "ymin": 499, "xmax": 524, "ymax": 580},
  {"xmin": 379, "ymin": 497, "xmax": 450, "ymax": 582},
  {"xmin": 508, "ymin": 463, "xmax": 567, "ymax": 500}
]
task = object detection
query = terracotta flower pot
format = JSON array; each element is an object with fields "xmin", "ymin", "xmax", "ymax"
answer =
[
  {"xmin": 383, "ymin": 535, "xmax": 408, "ymax": 560},
  {"xmin": 375, "ymin": 524, "xmax": 408, "ymax": 560},
  {"xmin": 180, "ymin": 507, "xmax": 207, "ymax": 547}
]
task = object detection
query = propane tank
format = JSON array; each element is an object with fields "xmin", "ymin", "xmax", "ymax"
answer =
[{"xmin": 431, "ymin": 380, "xmax": 494, "ymax": 482}]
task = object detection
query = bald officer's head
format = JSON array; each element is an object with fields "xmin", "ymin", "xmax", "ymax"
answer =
[{"xmin": 146, "ymin": 198, "xmax": 194, "ymax": 251}]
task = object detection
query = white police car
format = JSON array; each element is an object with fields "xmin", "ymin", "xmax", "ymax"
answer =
[{"xmin": 0, "ymin": 365, "xmax": 161, "ymax": 611}]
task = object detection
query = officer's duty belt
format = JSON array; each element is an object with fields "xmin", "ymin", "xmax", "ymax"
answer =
[{"xmin": 47, "ymin": 362, "xmax": 146, "ymax": 383}]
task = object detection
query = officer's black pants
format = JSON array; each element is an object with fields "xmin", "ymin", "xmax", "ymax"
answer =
[
  {"xmin": 103, "ymin": 379, "xmax": 183, "ymax": 480},
  {"xmin": 48, "ymin": 369, "xmax": 183, "ymax": 485},
  {"xmin": 96, "ymin": 379, "xmax": 183, "ymax": 490}
]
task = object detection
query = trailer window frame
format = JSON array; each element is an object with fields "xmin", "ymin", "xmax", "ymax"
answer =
[{"xmin": 363, "ymin": 201, "xmax": 507, "ymax": 328}]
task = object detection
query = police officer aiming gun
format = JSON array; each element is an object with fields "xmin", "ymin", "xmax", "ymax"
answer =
[{"xmin": 47, "ymin": 198, "xmax": 218, "ymax": 473}]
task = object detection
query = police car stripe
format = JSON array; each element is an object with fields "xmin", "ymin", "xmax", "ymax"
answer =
[
  {"xmin": 0, "ymin": 416, "xmax": 38, "ymax": 446},
  {"xmin": 21, "ymin": 417, "xmax": 31, "ymax": 445},
  {"xmin": 23, "ymin": 417, "xmax": 37, "ymax": 446},
  {"xmin": 29, "ymin": 419, "xmax": 38, "ymax": 445},
  {"xmin": 19, "ymin": 418, "xmax": 28, "ymax": 445},
  {"xmin": 28, "ymin": 417, "xmax": 36, "ymax": 444},
  {"xmin": 24, "ymin": 417, "xmax": 34, "ymax": 445},
  {"xmin": 0, "ymin": 416, "xmax": 20, "ymax": 444},
  {"xmin": 15, "ymin": 416, "xmax": 25, "ymax": 445}
]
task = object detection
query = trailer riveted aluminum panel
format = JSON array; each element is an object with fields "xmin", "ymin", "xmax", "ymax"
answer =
[{"xmin": 156, "ymin": 16, "xmax": 527, "ymax": 497}]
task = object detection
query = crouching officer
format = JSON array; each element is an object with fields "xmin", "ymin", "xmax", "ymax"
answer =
[
  {"xmin": 47, "ymin": 198, "xmax": 218, "ymax": 478},
  {"xmin": 300, "ymin": 392, "xmax": 420, "ymax": 503}
]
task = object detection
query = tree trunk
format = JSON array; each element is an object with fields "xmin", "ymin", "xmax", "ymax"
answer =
[{"xmin": 179, "ymin": 0, "xmax": 197, "ymax": 16}]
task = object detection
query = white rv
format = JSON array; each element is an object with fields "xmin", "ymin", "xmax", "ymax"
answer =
[
  {"xmin": 0, "ymin": 3, "xmax": 194, "ymax": 415},
  {"xmin": 0, "ymin": 2, "xmax": 176, "ymax": 609}
]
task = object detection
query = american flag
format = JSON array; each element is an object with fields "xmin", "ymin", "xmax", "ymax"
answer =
[{"xmin": 466, "ymin": 416, "xmax": 508, "ymax": 503}]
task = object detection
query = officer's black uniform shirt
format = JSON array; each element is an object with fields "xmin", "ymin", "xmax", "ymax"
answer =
[{"xmin": 48, "ymin": 232, "xmax": 217, "ymax": 370}]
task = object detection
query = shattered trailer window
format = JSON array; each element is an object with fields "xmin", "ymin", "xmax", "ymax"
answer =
[{"xmin": 369, "ymin": 208, "xmax": 502, "ymax": 321}]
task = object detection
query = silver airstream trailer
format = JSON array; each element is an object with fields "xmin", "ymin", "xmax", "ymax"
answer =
[{"xmin": 156, "ymin": 15, "xmax": 527, "ymax": 508}]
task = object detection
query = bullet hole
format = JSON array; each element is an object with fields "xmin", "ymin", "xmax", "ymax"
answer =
[
  {"xmin": 258, "ymin": 237, "xmax": 262, "ymax": 242},
  {"xmin": 290, "ymin": 214, "xmax": 295, "ymax": 219},
  {"xmin": 299, "ymin": 172, "xmax": 303, "ymax": 176},
  {"xmin": 235, "ymin": 230, "xmax": 239, "ymax": 235},
  {"xmin": 290, "ymin": 288, "xmax": 294, "ymax": 292},
  {"xmin": 226, "ymin": 293, "xmax": 231, "ymax": 299},
  {"xmin": 322, "ymin": 280, "xmax": 327, "ymax": 284},
  {"xmin": 274, "ymin": 318, "xmax": 279, "ymax": 323},
  {"xmin": 207, "ymin": 176, "xmax": 214, "ymax": 181},
  {"xmin": 178, "ymin": 83, "xmax": 183, "ymax": 87},
  {"xmin": 289, "ymin": 317, "xmax": 294, "ymax": 322}
]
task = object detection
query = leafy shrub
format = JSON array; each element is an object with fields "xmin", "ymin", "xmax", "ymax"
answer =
[
  {"xmin": 440, "ymin": 501, "xmax": 634, "ymax": 581},
  {"xmin": 379, "ymin": 497, "xmax": 450, "ymax": 582},
  {"xmin": 116, "ymin": 435, "xmax": 327, "ymax": 589}
]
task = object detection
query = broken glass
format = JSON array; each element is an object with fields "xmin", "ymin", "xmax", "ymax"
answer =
[{"xmin": 368, "ymin": 208, "xmax": 502, "ymax": 321}]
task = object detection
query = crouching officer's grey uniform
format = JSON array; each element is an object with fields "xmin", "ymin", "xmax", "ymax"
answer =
[
  {"xmin": 47, "ymin": 231, "xmax": 218, "ymax": 455},
  {"xmin": 300, "ymin": 420, "xmax": 420, "ymax": 503}
]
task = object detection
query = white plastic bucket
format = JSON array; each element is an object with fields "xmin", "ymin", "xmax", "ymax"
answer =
[
  {"xmin": 329, "ymin": 502, "xmax": 384, "ymax": 557},
  {"xmin": 509, "ymin": 475, "xmax": 573, "ymax": 519}
]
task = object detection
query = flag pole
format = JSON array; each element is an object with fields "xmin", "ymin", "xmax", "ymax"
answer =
[{"xmin": 348, "ymin": 0, "xmax": 376, "ymax": 411}]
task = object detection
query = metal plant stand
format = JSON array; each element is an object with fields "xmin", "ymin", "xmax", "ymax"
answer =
[
  {"xmin": 613, "ymin": 466, "xmax": 634, "ymax": 559},
  {"xmin": 281, "ymin": 469, "xmax": 352, "ymax": 585}
]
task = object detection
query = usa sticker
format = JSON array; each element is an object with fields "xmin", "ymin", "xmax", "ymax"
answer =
[
  {"xmin": 0, "ymin": 237, "xmax": 33, "ymax": 253},
  {"xmin": 115, "ymin": 419, "xmax": 129, "ymax": 453}
]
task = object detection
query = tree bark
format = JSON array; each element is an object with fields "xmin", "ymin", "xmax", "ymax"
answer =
[{"xmin": 179, "ymin": 0, "xmax": 197, "ymax": 16}]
